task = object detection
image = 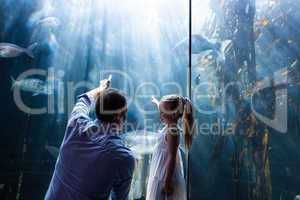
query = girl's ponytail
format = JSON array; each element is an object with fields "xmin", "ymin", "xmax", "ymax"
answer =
[{"xmin": 182, "ymin": 98, "xmax": 194, "ymax": 150}]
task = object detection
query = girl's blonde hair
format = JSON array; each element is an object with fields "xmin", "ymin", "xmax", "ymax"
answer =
[{"xmin": 160, "ymin": 95, "xmax": 194, "ymax": 150}]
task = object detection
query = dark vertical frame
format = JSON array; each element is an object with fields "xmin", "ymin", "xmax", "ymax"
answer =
[{"xmin": 187, "ymin": 0, "xmax": 192, "ymax": 199}]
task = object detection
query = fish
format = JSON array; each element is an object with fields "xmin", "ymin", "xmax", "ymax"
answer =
[
  {"xmin": 290, "ymin": 59, "xmax": 298, "ymax": 69},
  {"xmin": 45, "ymin": 145, "xmax": 59, "ymax": 158},
  {"xmin": 256, "ymin": 19, "xmax": 270, "ymax": 26},
  {"xmin": 295, "ymin": 195, "xmax": 300, "ymax": 200},
  {"xmin": 36, "ymin": 17, "xmax": 61, "ymax": 28},
  {"xmin": 173, "ymin": 34, "xmax": 217, "ymax": 54},
  {"xmin": 10, "ymin": 76, "xmax": 54, "ymax": 96},
  {"xmin": 191, "ymin": 34, "xmax": 221, "ymax": 53},
  {"xmin": 174, "ymin": 34, "xmax": 232, "ymax": 58},
  {"xmin": 0, "ymin": 43, "xmax": 38, "ymax": 58}
]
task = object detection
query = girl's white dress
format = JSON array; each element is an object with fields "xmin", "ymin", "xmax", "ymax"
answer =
[{"xmin": 146, "ymin": 127, "xmax": 187, "ymax": 200}]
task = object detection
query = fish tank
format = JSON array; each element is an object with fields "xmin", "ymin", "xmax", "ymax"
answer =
[{"xmin": 0, "ymin": 0, "xmax": 300, "ymax": 199}]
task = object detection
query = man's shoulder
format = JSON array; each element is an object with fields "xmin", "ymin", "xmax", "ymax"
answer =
[
  {"xmin": 106, "ymin": 136, "xmax": 134, "ymax": 163},
  {"xmin": 109, "ymin": 145, "xmax": 135, "ymax": 172}
]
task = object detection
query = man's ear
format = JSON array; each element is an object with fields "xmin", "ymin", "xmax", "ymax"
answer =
[
  {"xmin": 173, "ymin": 113, "xmax": 178, "ymax": 120},
  {"xmin": 112, "ymin": 115, "xmax": 119, "ymax": 124},
  {"xmin": 113, "ymin": 113, "xmax": 124, "ymax": 124}
]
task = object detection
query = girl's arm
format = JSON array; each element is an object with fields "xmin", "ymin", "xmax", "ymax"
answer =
[{"xmin": 164, "ymin": 128, "xmax": 180, "ymax": 194}]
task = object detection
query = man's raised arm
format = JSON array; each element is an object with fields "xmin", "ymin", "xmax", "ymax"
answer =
[{"xmin": 67, "ymin": 77, "xmax": 111, "ymax": 133}]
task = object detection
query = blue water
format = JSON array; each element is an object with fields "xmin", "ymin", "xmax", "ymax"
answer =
[{"xmin": 0, "ymin": 0, "xmax": 300, "ymax": 199}]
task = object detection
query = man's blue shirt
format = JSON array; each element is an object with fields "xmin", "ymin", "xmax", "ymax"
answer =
[{"xmin": 45, "ymin": 94, "xmax": 135, "ymax": 200}]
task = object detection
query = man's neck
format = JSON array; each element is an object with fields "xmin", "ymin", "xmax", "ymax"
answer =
[{"xmin": 97, "ymin": 121, "xmax": 121, "ymax": 136}]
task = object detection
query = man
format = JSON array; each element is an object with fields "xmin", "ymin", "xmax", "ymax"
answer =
[{"xmin": 45, "ymin": 77, "xmax": 135, "ymax": 200}]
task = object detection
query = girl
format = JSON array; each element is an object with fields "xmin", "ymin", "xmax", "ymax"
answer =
[{"xmin": 146, "ymin": 95, "xmax": 194, "ymax": 200}]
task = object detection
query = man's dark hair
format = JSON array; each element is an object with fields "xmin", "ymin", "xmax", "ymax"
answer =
[{"xmin": 95, "ymin": 88, "xmax": 127, "ymax": 123}]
